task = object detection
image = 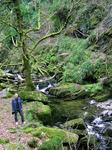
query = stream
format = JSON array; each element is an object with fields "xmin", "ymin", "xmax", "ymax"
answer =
[
  {"xmin": 0, "ymin": 72, "xmax": 112, "ymax": 149},
  {"xmin": 40, "ymin": 83, "xmax": 112, "ymax": 150}
]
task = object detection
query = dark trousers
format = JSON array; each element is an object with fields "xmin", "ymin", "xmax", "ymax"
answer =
[{"xmin": 14, "ymin": 110, "xmax": 24, "ymax": 123}]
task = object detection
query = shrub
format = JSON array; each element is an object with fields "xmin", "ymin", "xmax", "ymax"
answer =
[{"xmin": 28, "ymin": 138, "xmax": 37, "ymax": 148}]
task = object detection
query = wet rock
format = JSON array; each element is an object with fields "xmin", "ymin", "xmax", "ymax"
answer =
[{"xmin": 84, "ymin": 115, "xmax": 95, "ymax": 124}]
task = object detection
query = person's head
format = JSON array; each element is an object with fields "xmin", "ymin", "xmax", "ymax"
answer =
[{"xmin": 14, "ymin": 93, "xmax": 18, "ymax": 98}]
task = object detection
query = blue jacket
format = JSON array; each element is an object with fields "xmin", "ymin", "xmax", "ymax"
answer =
[{"xmin": 12, "ymin": 97, "xmax": 23, "ymax": 113}]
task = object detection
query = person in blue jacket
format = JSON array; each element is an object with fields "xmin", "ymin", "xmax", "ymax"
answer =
[{"xmin": 12, "ymin": 93, "xmax": 25, "ymax": 125}]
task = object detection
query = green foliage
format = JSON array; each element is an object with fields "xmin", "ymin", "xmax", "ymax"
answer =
[
  {"xmin": 33, "ymin": 127, "xmax": 78, "ymax": 143},
  {"xmin": 39, "ymin": 137, "xmax": 63, "ymax": 150},
  {"xmin": 28, "ymin": 138, "xmax": 37, "ymax": 148},
  {"xmin": 31, "ymin": 46, "xmax": 58, "ymax": 75},
  {"xmin": 57, "ymin": 36, "xmax": 96, "ymax": 83},
  {"xmin": 26, "ymin": 111, "xmax": 34, "ymax": 121},
  {"xmin": 85, "ymin": 83, "xmax": 103, "ymax": 95},
  {"xmin": 0, "ymin": 138, "xmax": 9, "ymax": 144},
  {"xmin": 20, "ymin": 0, "xmax": 39, "ymax": 28}
]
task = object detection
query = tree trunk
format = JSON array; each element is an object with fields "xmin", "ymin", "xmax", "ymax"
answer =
[{"xmin": 12, "ymin": 0, "xmax": 34, "ymax": 90}]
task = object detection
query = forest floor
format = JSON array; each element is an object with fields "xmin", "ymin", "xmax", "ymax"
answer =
[{"xmin": 0, "ymin": 97, "xmax": 33, "ymax": 150}]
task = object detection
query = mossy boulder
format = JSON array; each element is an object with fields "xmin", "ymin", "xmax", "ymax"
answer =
[
  {"xmin": 26, "ymin": 102, "xmax": 51, "ymax": 125},
  {"xmin": 33, "ymin": 127, "xmax": 79, "ymax": 144},
  {"xmin": 49, "ymin": 83, "xmax": 107, "ymax": 100},
  {"xmin": 19, "ymin": 90, "xmax": 48, "ymax": 103},
  {"xmin": 63, "ymin": 118, "xmax": 85, "ymax": 130},
  {"xmin": 49, "ymin": 83, "xmax": 86, "ymax": 99},
  {"xmin": 50, "ymin": 100, "xmax": 87, "ymax": 123}
]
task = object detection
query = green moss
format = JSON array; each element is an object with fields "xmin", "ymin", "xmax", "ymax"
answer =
[
  {"xmin": 50, "ymin": 100, "xmax": 87, "ymax": 123},
  {"xmin": 49, "ymin": 83, "xmax": 106, "ymax": 99},
  {"xmin": 23, "ymin": 127, "xmax": 34, "ymax": 133},
  {"xmin": 93, "ymin": 94, "xmax": 109, "ymax": 102},
  {"xmin": 19, "ymin": 90, "xmax": 48, "ymax": 102},
  {"xmin": 22, "ymin": 122, "xmax": 43, "ymax": 134},
  {"xmin": 49, "ymin": 83, "xmax": 85, "ymax": 99},
  {"xmin": 25, "ymin": 102, "xmax": 51, "ymax": 124},
  {"xmin": 84, "ymin": 83, "xmax": 103, "ymax": 96},
  {"xmin": 23, "ymin": 122, "xmax": 42, "ymax": 129},
  {"xmin": 63, "ymin": 118, "xmax": 85, "ymax": 129},
  {"xmin": 33, "ymin": 127, "xmax": 79, "ymax": 144},
  {"xmin": 39, "ymin": 137, "xmax": 63, "ymax": 150},
  {"xmin": 0, "ymin": 138, "xmax": 9, "ymax": 144}
]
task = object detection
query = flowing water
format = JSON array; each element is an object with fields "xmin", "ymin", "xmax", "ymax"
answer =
[
  {"xmin": 86, "ymin": 99, "xmax": 112, "ymax": 150},
  {"xmin": 36, "ymin": 82, "xmax": 112, "ymax": 149}
]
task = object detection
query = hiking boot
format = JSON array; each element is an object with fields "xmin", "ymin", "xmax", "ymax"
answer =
[{"xmin": 21, "ymin": 121, "xmax": 26, "ymax": 126}]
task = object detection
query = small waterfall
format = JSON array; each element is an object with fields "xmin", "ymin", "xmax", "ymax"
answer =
[{"xmin": 36, "ymin": 81, "xmax": 54, "ymax": 94}]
